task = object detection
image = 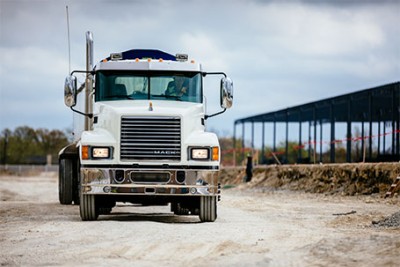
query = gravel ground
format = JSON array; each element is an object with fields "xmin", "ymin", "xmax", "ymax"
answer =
[
  {"xmin": 373, "ymin": 211, "xmax": 400, "ymax": 228},
  {"xmin": 1, "ymin": 173, "xmax": 399, "ymax": 266}
]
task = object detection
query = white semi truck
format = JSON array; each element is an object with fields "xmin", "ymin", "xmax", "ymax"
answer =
[{"xmin": 59, "ymin": 32, "xmax": 233, "ymax": 222}]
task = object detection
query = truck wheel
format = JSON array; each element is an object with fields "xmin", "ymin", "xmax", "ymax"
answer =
[
  {"xmin": 59, "ymin": 158, "xmax": 73, "ymax": 205},
  {"xmin": 80, "ymin": 194, "xmax": 98, "ymax": 221},
  {"xmin": 199, "ymin": 196, "xmax": 217, "ymax": 222}
]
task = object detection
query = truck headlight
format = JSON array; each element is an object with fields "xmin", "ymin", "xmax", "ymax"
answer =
[
  {"xmin": 190, "ymin": 148, "xmax": 209, "ymax": 160},
  {"xmin": 81, "ymin": 146, "xmax": 113, "ymax": 160},
  {"xmin": 92, "ymin": 147, "xmax": 111, "ymax": 159},
  {"xmin": 189, "ymin": 147, "xmax": 219, "ymax": 161}
]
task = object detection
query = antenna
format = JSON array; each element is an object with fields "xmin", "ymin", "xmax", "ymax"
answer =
[{"xmin": 66, "ymin": 5, "xmax": 71, "ymax": 74}]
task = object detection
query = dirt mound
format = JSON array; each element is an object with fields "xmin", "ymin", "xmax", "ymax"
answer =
[{"xmin": 220, "ymin": 163, "xmax": 400, "ymax": 196}]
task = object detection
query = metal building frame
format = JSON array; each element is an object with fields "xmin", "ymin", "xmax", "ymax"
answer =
[{"xmin": 234, "ymin": 82, "xmax": 400, "ymax": 164}]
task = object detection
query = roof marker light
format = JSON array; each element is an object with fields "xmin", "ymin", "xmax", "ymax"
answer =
[
  {"xmin": 176, "ymin": 54, "xmax": 188, "ymax": 62},
  {"xmin": 147, "ymin": 58, "xmax": 152, "ymax": 62},
  {"xmin": 110, "ymin": 53, "xmax": 122, "ymax": 61},
  {"xmin": 135, "ymin": 58, "xmax": 139, "ymax": 62},
  {"xmin": 159, "ymin": 58, "xmax": 163, "ymax": 62}
]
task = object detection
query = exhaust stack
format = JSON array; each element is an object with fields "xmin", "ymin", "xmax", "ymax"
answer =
[{"xmin": 85, "ymin": 31, "xmax": 94, "ymax": 130}]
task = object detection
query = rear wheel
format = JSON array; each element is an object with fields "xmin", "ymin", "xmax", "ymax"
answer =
[
  {"xmin": 58, "ymin": 158, "xmax": 73, "ymax": 205},
  {"xmin": 80, "ymin": 194, "xmax": 98, "ymax": 221},
  {"xmin": 199, "ymin": 196, "xmax": 217, "ymax": 222},
  {"xmin": 171, "ymin": 202, "xmax": 190, "ymax": 215}
]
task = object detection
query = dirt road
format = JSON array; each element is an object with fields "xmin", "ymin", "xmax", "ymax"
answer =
[{"xmin": 1, "ymin": 173, "xmax": 399, "ymax": 266}]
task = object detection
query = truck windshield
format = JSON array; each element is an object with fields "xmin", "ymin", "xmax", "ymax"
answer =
[{"xmin": 95, "ymin": 71, "xmax": 202, "ymax": 103}]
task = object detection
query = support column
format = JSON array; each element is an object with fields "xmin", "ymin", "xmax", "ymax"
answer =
[
  {"xmin": 330, "ymin": 103, "xmax": 335, "ymax": 163},
  {"xmin": 378, "ymin": 113, "xmax": 381, "ymax": 157},
  {"xmin": 313, "ymin": 107, "xmax": 317, "ymax": 164},
  {"xmin": 396, "ymin": 84, "xmax": 400, "ymax": 158},
  {"xmin": 273, "ymin": 118, "xmax": 276, "ymax": 153},
  {"xmin": 346, "ymin": 98, "xmax": 352, "ymax": 163},
  {"xmin": 368, "ymin": 92, "xmax": 373, "ymax": 160},
  {"xmin": 242, "ymin": 122, "xmax": 245, "ymax": 164},
  {"xmin": 261, "ymin": 122, "xmax": 265, "ymax": 164},
  {"xmin": 361, "ymin": 114, "xmax": 365, "ymax": 162},
  {"xmin": 251, "ymin": 121, "xmax": 254, "ymax": 151},
  {"xmin": 392, "ymin": 87, "xmax": 396, "ymax": 156},
  {"xmin": 308, "ymin": 121, "xmax": 312, "ymax": 159},
  {"xmin": 285, "ymin": 111, "xmax": 289, "ymax": 163},
  {"xmin": 319, "ymin": 119, "xmax": 323, "ymax": 163},
  {"xmin": 383, "ymin": 121, "xmax": 386, "ymax": 155},
  {"xmin": 298, "ymin": 112, "xmax": 302, "ymax": 163}
]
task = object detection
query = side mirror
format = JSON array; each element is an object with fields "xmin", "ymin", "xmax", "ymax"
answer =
[
  {"xmin": 220, "ymin": 77, "xmax": 233, "ymax": 109},
  {"xmin": 64, "ymin": 75, "xmax": 77, "ymax": 107}
]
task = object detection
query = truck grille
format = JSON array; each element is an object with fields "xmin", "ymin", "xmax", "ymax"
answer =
[{"xmin": 120, "ymin": 116, "xmax": 181, "ymax": 161}]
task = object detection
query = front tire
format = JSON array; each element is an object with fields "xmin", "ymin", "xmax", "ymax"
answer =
[
  {"xmin": 59, "ymin": 158, "xmax": 73, "ymax": 205},
  {"xmin": 80, "ymin": 194, "xmax": 98, "ymax": 221},
  {"xmin": 199, "ymin": 196, "xmax": 217, "ymax": 222}
]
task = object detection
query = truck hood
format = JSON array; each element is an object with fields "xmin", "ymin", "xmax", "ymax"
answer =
[
  {"xmin": 92, "ymin": 100, "xmax": 206, "ymax": 137},
  {"xmin": 81, "ymin": 100, "xmax": 219, "ymax": 166},
  {"xmin": 94, "ymin": 100, "xmax": 204, "ymax": 119}
]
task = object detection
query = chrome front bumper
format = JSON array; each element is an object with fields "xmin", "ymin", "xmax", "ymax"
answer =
[{"xmin": 80, "ymin": 167, "xmax": 219, "ymax": 196}]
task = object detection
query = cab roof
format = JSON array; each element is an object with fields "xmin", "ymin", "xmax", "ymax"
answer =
[
  {"xmin": 104, "ymin": 49, "xmax": 177, "ymax": 61},
  {"xmin": 96, "ymin": 49, "xmax": 201, "ymax": 72}
]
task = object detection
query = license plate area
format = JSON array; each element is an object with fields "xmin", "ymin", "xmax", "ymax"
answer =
[{"xmin": 129, "ymin": 172, "xmax": 170, "ymax": 183}]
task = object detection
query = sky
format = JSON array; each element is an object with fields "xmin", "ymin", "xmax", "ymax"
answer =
[{"xmin": 1, "ymin": 0, "xmax": 399, "ymax": 143}]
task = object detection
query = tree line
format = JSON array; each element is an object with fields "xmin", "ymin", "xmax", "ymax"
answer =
[
  {"xmin": 1, "ymin": 126, "xmax": 388, "ymax": 166},
  {"xmin": 0, "ymin": 126, "xmax": 70, "ymax": 165}
]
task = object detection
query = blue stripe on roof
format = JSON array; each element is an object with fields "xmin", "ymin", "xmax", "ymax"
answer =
[{"xmin": 105, "ymin": 49, "xmax": 176, "ymax": 61}]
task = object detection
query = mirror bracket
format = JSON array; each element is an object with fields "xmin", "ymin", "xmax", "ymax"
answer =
[
  {"xmin": 202, "ymin": 72, "xmax": 227, "ymax": 78},
  {"xmin": 70, "ymin": 106, "xmax": 93, "ymax": 119},
  {"xmin": 205, "ymin": 108, "xmax": 226, "ymax": 120},
  {"xmin": 202, "ymin": 71, "xmax": 233, "ymax": 119}
]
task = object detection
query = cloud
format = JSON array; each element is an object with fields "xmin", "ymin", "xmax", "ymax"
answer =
[
  {"xmin": 0, "ymin": 0, "xmax": 399, "ymax": 136},
  {"xmin": 180, "ymin": 33, "xmax": 231, "ymax": 71}
]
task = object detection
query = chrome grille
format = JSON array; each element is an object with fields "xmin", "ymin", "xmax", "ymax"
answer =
[{"xmin": 120, "ymin": 116, "xmax": 181, "ymax": 161}]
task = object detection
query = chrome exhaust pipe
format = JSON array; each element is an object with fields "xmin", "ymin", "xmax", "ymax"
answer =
[
  {"xmin": 86, "ymin": 31, "xmax": 93, "ymax": 71},
  {"xmin": 85, "ymin": 31, "xmax": 94, "ymax": 130}
]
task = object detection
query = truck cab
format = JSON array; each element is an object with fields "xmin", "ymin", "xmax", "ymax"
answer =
[{"xmin": 59, "ymin": 32, "xmax": 233, "ymax": 222}]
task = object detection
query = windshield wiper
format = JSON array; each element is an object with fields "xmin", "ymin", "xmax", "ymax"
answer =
[
  {"xmin": 107, "ymin": 95, "xmax": 135, "ymax": 100},
  {"xmin": 151, "ymin": 94, "xmax": 182, "ymax": 101}
]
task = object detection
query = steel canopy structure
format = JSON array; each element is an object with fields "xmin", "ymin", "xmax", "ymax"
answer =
[{"xmin": 234, "ymin": 82, "xmax": 400, "ymax": 164}]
